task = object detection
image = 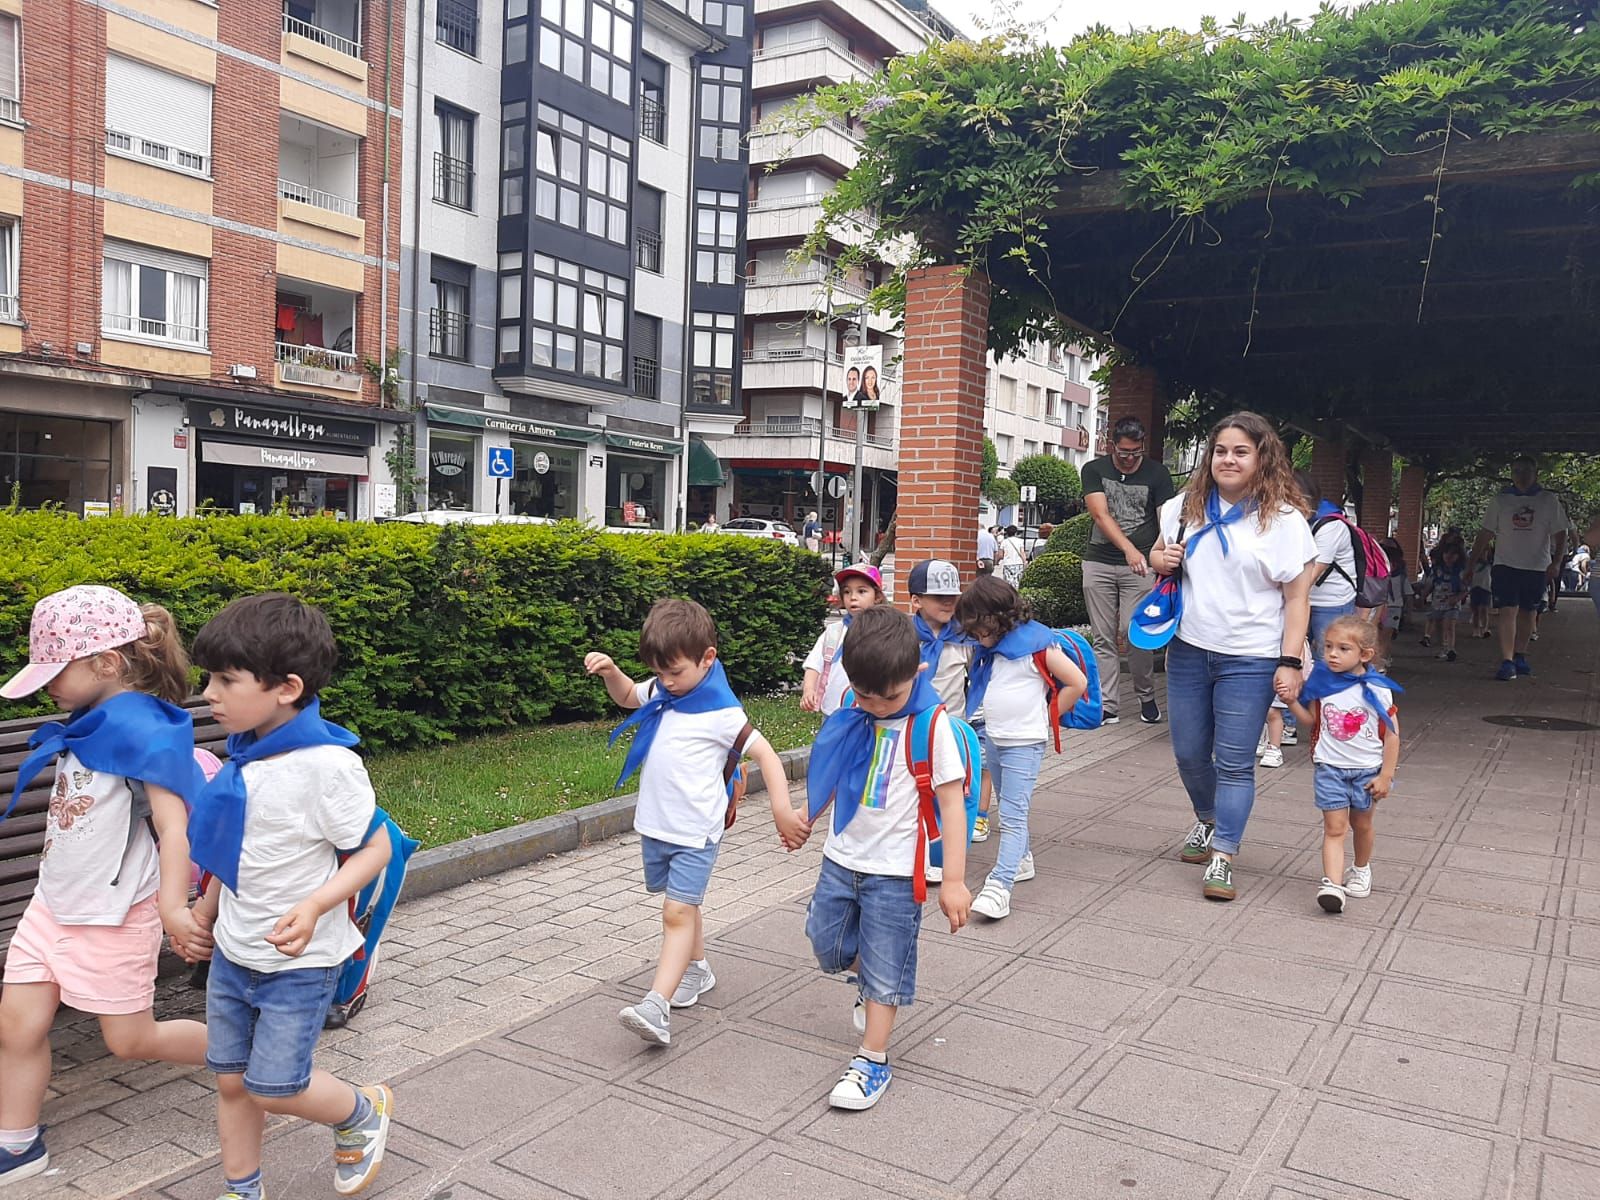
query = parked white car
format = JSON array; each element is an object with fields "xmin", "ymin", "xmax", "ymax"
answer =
[{"xmin": 719, "ymin": 517, "xmax": 800, "ymax": 546}]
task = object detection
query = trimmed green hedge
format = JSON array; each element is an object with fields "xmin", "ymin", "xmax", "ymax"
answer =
[
  {"xmin": 1044, "ymin": 512, "xmax": 1094, "ymax": 559},
  {"xmin": 1019, "ymin": 551, "xmax": 1088, "ymax": 627},
  {"xmin": 0, "ymin": 512, "xmax": 831, "ymax": 749}
]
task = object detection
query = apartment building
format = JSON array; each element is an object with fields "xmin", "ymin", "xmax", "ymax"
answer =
[
  {"xmin": 399, "ymin": 0, "xmax": 751, "ymax": 529},
  {"xmin": 0, "ymin": 1, "xmax": 407, "ymax": 519}
]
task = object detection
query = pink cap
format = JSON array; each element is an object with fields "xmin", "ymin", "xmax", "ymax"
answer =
[
  {"xmin": 835, "ymin": 563, "xmax": 884, "ymax": 591},
  {"xmin": 1, "ymin": 585, "xmax": 147, "ymax": 699}
]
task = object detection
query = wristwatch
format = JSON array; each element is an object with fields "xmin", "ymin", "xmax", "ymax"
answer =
[{"xmin": 1277, "ymin": 655, "xmax": 1304, "ymax": 670}]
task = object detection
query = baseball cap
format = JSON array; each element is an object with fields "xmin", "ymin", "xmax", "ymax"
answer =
[
  {"xmin": 835, "ymin": 563, "xmax": 884, "ymax": 592},
  {"xmin": 906, "ymin": 559, "xmax": 961, "ymax": 596},
  {"xmin": 0, "ymin": 585, "xmax": 147, "ymax": 699},
  {"xmin": 1127, "ymin": 575, "xmax": 1183, "ymax": 651}
]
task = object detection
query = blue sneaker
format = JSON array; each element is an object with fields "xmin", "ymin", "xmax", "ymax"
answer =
[
  {"xmin": 0, "ymin": 1131, "xmax": 48, "ymax": 1185},
  {"xmin": 828, "ymin": 1055, "xmax": 892, "ymax": 1110},
  {"xmin": 1514, "ymin": 654, "xmax": 1532, "ymax": 677},
  {"xmin": 1495, "ymin": 660, "xmax": 1517, "ymax": 681}
]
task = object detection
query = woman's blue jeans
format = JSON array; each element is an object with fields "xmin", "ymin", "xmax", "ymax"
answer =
[
  {"xmin": 1165, "ymin": 638, "xmax": 1279, "ymax": 855},
  {"xmin": 1309, "ymin": 601, "xmax": 1355, "ymax": 662}
]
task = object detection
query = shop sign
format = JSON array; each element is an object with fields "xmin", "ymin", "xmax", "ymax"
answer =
[
  {"xmin": 374, "ymin": 484, "xmax": 397, "ymax": 519},
  {"xmin": 83, "ymin": 501, "xmax": 111, "ymax": 518},
  {"xmin": 201, "ymin": 440, "xmax": 371, "ymax": 476},
  {"xmin": 605, "ymin": 431, "xmax": 679, "ymax": 456},
  {"xmin": 531, "ymin": 451, "xmax": 551, "ymax": 475},
  {"xmin": 424, "ymin": 404, "xmax": 599, "ymax": 442},
  {"xmin": 187, "ymin": 402, "xmax": 377, "ymax": 447},
  {"xmin": 430, "ymin": 449, "xmax": 469, "ymax": 477}
]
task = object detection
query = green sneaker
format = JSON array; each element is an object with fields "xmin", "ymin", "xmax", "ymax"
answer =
[
  {"xmin": 1201, "ymin": 855, "xmax": 1236, "ymax": 901},
  {"xmin": 1179, "ymin": 820, "xmax": 1216, "ymax": 864}
]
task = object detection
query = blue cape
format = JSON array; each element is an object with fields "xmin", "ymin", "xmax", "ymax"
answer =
[
  {"xmin": 965, "ymin": 620, "xmax": 1055, "ymax": 719},
  {"xmin": 1298, "ymin": 662, "xmax": 1403, "ymax": 734},
  {"xmin": 807, "ymin": 671, "xmax": 941, "ymax": 834},
  {"xmin": 609, "ymin": 659, "xmax": 741, "ymax": 789},
  {"xmin": 914, "ymin": 614, "xmax": 973, "ymax": 678},
  {"xmin": 188, "ymin": 699, "xmax": 360, "ymax": 893},
  {"xmin": 5, "ymin": 691, "xmax": 203, "ymax": 822}
]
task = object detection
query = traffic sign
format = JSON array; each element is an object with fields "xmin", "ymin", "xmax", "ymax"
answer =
[
  {"xmin": 1019, "ymin": 485, "xmax": 1038, "ymax": 502},
  {"xmin": 487, "ymin": 446, "xmax": 515, "ymax": 478},
  {"xmin": 826, "ymin": 475, "xmax": 848, "ymax": 498}
]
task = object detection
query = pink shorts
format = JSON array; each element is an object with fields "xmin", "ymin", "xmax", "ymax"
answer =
[{"xmin": 2, "ymin": 895, "xmax": 164, "ymax": 1015}]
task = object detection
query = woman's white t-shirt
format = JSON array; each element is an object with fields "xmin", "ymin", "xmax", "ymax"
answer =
[
  {"xmin": 1159, "ymin": 496, "xmax": 1317, "ymax": 658},
  {"xmin": 823, "ymin": 712, "xmax": 964, "ymax": 877},
  {"xmin": 1309, "ymin": 517, "xmax": 1357, "ymax": 608},
  {"xmin": 982, "ymin": 654, "xmax": 1050, "ymax": 745}
]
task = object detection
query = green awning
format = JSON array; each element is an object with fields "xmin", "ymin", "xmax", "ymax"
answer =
[{"xmin": 688, "ymin": 436, "xmax": 727, "ymax": 487}]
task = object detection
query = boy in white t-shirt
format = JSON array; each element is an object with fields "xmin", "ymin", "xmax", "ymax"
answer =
[
  {"xmin": 1279, "ymin": 614, "xmax": 1401, "ymax": 915},
  {"xmin": 801, "ymin": 564, "xmax": 885, "ymax": 716},
  {"xmin": 798, "ymin": 606, "xmax": 972, "ymax": 1110},
  {"xmin": 586, "ymin": 599, "xmax": 795, "ymax": 1047}
]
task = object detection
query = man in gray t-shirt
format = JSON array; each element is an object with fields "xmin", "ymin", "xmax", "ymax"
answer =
[{"xmin": 1080, "ymin": 416, "xmax": 1176, "ymax": 724}]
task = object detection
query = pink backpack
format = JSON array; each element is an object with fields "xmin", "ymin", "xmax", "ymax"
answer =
[{"xmin": 1313, "ymin": 514, "xmax": 1392, "ymax": 609}]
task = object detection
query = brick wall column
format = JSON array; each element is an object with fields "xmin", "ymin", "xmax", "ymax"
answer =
[
  {"xmin": 1106, "ymin": 364, "xmax": 1166, "ymax": 461},
  {"xmin": 1395, "ymin": 464, "xmax": 1427, "ymax": 570},
  {"xmin": 896, "ymin": 266, "xmax": 991, "ymax": 597},
  {"xmin": 1310, "ymin": 436, "xmax": 1348, "ymax": 508},
  {"xmin": 1358, "ymin": 447, "xmax": 1395, "ymax": 538}
]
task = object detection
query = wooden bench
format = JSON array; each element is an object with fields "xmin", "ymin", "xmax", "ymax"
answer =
[{"xmin": 0, "ymin": 701, "xmax": 228, "ymax": 963}]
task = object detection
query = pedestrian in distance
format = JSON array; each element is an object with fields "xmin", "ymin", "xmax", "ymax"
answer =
[
  {"xmin": 1277, "ymin": 615, "xmax": 1401, "ymax": 914},
  {"xmin": 796, "ymin": 606, "xmax": 971, "ymax": 1110},
  {"xmin": 1470, "ymin": 455, "xmax": 1568, "ymax": 680},
  {"xmin": 977, "ymin": 524, "xmax": 998, "ymax": 576},
  {"xmin": 0, "ymin": 586, "xmax": 211, "ymax": 1188},
  {"xmin": 586, "ymin": 600, "xmax": 797, "ymax": 1049},
  {"xmin": 1420, "ymin": 541, "xmax": 1469, "ymax": 662},
  {"xmin": 802, "ymin": 564, "xmax": 885, "ymax": 716},
  {"xmin": 187, "ymin": 593, "xmax": 397, "ymax": 1199}
]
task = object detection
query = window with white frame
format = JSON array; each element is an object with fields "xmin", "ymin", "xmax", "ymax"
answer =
[
  {"xmin": 0, "ymin": 219, "xmax": 17, "ymax": 321},
  {"xmin": 102, "ymin": 241, "xmax": 208, "ymax": 348},
  {"xmin": 694, "ymin": 189, "xmax": 738, "ymax": 285},
  {"xmin": 0, "ymin": 15, "xmax": 20, "ymax": 125},
  {"xmin": 105, "ymin": 56, "xmax": 213, "ymax": 176},
  {"xmin": 529, "ymin": 253, "xmax": 626, "ymax": 382}
]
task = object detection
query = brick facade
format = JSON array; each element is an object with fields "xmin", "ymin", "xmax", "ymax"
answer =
[
  {"xmin": 1395, "ymin": 463, "xmax": 1428, "ymax": 571},
  {"xmin": 1105, "ymin": 364, "xmax": 1166, "ymax": 462},
  {"xmin": 1309, "ymin": 436, "xmax": 1348, "ymax": 507},
  {"xmin": 1358, "ymin": 446, "xmax": 1394, "ymax": 538}
]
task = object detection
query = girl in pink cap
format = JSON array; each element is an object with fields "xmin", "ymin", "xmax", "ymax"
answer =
[
  {"xmin": 802, "ymin": 564, "xmax": 885, "ymax": 716},
  {"xmin": 0, "ymin": 585, "xmax": 211, "ymax": 1186}
]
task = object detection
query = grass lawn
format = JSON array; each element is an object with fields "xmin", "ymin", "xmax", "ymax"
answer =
[{"xmin": 367, "ymin": 695, "xmax": 821, "ymax": 849}]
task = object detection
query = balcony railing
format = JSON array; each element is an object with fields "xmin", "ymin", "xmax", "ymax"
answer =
[
  {"xmin": 433, "ymin": 153, "xmax": 473, "ymax": 209},
  {"xmin": 283, "ymin": 12, "xmax": 362, "ymax": 60},
  {"xmin": 733, "ymin": 419, "xmax": 823, "ymax": 438},
  {"xmin": 832, "ymin": 424, "xmax": 895, "ymax": 449},
  {"xmin": 632, "ymin": 356, "xmax": 658, "ymax": 399},
  {"xmin": 436, "ymin": 0, "xmax": 479, "ymax": 56},
  {"xmin": 747, "ymin": 263, "xmax": 868, "ymax": 294},
  {"xmin": 106, "ymin": 129, "xmax": 208, "ymax": 175},
  {"xmin": 278, "ymin": 178, "xmax": 359, "ymax": 218},
  {"xmin": 748, "ymin": 191, "xmax": 830, "ymax": 212},
  {"xmin": 742, "ymin": 347, "xmax": 898, "ymax": 384},
  {"xmin": 276, "ymin": 341, "xmax": 359, "ymax": 371},
  {"xmin": 635, "ymin": 229, "xmax": 662, "ymax": 274},
  {"xmin": 0, "ymin": 293, "xmax": 19, "ymax": 322},
  {"xmin": 430, "ymin": 309, "xmax": 469, "ymax": 360},
  {"xmin": 0, "ymin": 96, "xmax": 19, "ymax": 125},
  {"xmin": 103, "ymin": 311, "xmax": 207, "ymax": 348},
  {"xmin": 638, "ymin": 95, "xmax": 666, "ymax": 144}
]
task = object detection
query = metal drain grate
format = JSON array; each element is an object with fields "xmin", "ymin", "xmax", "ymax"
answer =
[{"xmin": 1482, "ymin": 714, "xmax": 1599, "ymax": 732}]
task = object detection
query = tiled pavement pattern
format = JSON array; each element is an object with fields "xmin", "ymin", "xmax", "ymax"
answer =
[{"xmin": 15, "ymin": 612, "xmax": 1600, "ymax": 1199}]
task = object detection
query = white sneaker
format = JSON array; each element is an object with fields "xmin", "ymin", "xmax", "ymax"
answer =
[
  {"xmin": 924, "ymin": 864, "xmax": 943, "ymax": 885},
  {"xmin": 1013, "ymin": 852, "xmax": 1036, "ymax": 883},
  {"xmin": 1281, "ymin": 727, "xmax": 1299, "ymax": 746},
  {"xmin": 852, "ymin": 994, "xmax": 867, "ymax": 1036},
  {"xmin": 971, "ymin": 880, "xmax": 1012, "ymax": 920},
  {"xmin": 1344, "ymin": 864, "xmax": 1373, "ymax": 898},
  {"xmin": 1259, "ymin": 745, "xmax": 1284, "ymax": 768},
  {"xmin": 1317, "ymin": 878, "xmax": 1347, "ymax": 914},
  {"xmin": 1256, "ymin": 738, "xmax": 1269, "ymax": 756}
]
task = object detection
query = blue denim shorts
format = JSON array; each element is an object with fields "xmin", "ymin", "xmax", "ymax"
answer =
[
  {"xmin": 805, "ymin": 855, "xmax": 922, "ymax": 1007},
  {"xmin": 1314, "ymin": 763, "xmax": 1379, "ymax": 812},
  {"xmin": 205, "ymin": 951, "xmax": 338, "ymax": 1097},
  {"xmin": 641, "ymin": 834, "xmax": 720, "ymax": 906}
]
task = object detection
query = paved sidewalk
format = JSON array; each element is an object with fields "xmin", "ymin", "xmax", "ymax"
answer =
[{"xmin": 17, "ymin": 610, "xmax": 1600, "ymax": 1199}]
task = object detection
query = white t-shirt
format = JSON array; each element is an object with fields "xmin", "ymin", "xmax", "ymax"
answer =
[
  {"xmin": 1312, "ymin": 680, "xmax": 1394, "ymax": 771},
  {"xmin": 214, "ymin": 744, "xmax": 376, "ymax": 972},
  {"xmin": 630, "ymin": 680, "xmax": 759, "ymax": 848},
  {"xmin": 928, "ymin": 638, "xmax": 972, "ymax": 713},
  {"xmin": 1309, "ymin": 517, "xmax": 1357, "ymax": 608},
  {"xmin": 1159, "ymin": 496, "xmax": 1318, "ymax": 658},
  {"xmin": 36, "ymin": 751, "xmax": 159, "ymax": 925},
  {"xmin": 804, "ymin": 623, "xmax": 852, "ymax": 716},
  {"xmin": 823, "ymin": 711, "xmax": 964, "ymax": 877},
  {"xmin": 1471, "ymin": 560, "xmax": 1492, "ymax": 591},
  {"xmin": 1482, "ymin": 489, "xmax": 1568, "ymax": 571},
  {"xmin": 982, "ymin": 653, "xmax": 1050, "ymax": 745}
]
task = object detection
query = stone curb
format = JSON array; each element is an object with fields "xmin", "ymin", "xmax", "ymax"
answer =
[{"xmin": 400, "ymin": 744, "xmax": 813, "ymax": 901}]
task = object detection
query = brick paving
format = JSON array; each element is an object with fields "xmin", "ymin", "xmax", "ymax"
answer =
[{"xmin": 13, "ymin": 608, "xmax": 1600, "ymax": 1199}]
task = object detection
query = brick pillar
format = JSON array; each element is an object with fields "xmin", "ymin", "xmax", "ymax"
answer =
[
  {"xmin": 1106, "ymin": 364, "xmax": 1166, "ymax": 461},
  {"xmin": 1395, "ymin": 464, "xmax": 1427, "ymax": 569},
  {"xmin": 1358, "ymin": 447, "xmax": 1394, "ymax": 537},
  {"xmin": 896, "ymin": 266, "xmax": 991, "ymax": 597},
  {"xmin": 1309, "ymin": 437, "xmax": 1348, "ymax": 508}
]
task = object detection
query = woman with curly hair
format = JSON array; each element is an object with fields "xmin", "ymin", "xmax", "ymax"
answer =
[{"xmin": 1148, "ymin": 412, "xmax": 1318, "ymax": 901}]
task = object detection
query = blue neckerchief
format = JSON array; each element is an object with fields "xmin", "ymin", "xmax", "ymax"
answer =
[
  {"xmin": 1432, "ymin": 562, "xmax": 1466, "ymax": 594},
  {"xmin": 807, "ymin": 671, "xmax": 940, "ymax": 833},
  {"xmin": 609, "ymin": 659, "xmax": 741, "ymax": 789},
  {"xmin": 1315, "ymin": 499, "xmax": 1342, "ymax": 521},
  {"xmin": 188, "ymin": 699, "xmax": 360, "ymax": 893},
  {"xmin": 965, "ymin": 620, "xmax": 1056, "ymax": 719},
  {"xmin": 915, "ymin": 614, "xmax": 972, "ymax": 677},
  {"xmin": 4, "ymin": 691, "xmax": 204, "ymax": 822},
  {"xmin": 1298, "ymin": 662, "xmax": 1403, "ymax": 733},
  {"xmin": 1186, "ymin": 489, "xmax": 1253, "ymax": 558}
]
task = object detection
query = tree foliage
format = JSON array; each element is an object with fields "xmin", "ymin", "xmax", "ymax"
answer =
[{"xmin": 1011, "ymin": 454, "xmax": 1083, "ymax": 518}]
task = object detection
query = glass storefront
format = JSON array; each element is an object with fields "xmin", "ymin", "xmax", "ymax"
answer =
[
  {"xmin": 427, "ymin": 433, "xmax": 476, "ymax": 510},
  {"xmin": 605, "ymin": 453, "xmax": 667, "ymax": 529},
  {"xmin": 195, "ymin": 440, "xmax": 366, "ymax": 518},
  {"xmin": 510, "ymin": 440, "xmax": 579, "ymax": 520},
  {"xmin": 0, "ymin": 413, "xmax": 114, "ymax": 516}
]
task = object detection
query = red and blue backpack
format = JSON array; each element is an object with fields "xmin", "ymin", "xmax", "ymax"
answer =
[
  {"xmin": 1030, "ymin": 628, "xmax": 1103, "ymax": 749},
  {"xmin": 907, "ymin": 704, "xmax": 982, "ymax": 902}
]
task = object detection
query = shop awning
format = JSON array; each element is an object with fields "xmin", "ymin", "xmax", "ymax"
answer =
[{"xmin": 688, "ymin": 436, "xmax": 727, "ymax": 487}]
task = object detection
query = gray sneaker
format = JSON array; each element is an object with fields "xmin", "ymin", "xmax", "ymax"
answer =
[
  {"xmin": 670, "ymin": 961, "xmax": 716, "ymax": 1009},
  {"xmin": 619, "ymin": 993, "xmax": 671, "ymax": 1045},
  {"xmin": 332, "ymin": 1085, "xmax": 392, "ymax": 1196}
]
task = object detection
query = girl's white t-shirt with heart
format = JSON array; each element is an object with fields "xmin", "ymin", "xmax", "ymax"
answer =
[{"xmin": 1312, "ymin": 680, "xmax": 1393, "ymax": 770}]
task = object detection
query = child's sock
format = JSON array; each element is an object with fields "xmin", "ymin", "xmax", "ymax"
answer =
[
  {"xmin": 0, "ymin": 1126, "xmax": 38, "ymax": 1153},
  {"xmin": 857, "ymin": 1046, "xmax": 888, "ymax": 1065},
  {"xmin": 225, "ymin": 1169, "xmax": 264, "ymax": 1200},
  {"xmin": 339, "ymin": 1087, "xmax": 375, "ymax": 1132}
]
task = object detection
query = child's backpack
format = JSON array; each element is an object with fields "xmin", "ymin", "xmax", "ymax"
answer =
[
  {"xmin": 120, "ymin": 746, "xmax": 222, "ymax": 889},
  {"xmin": 721, "ymin": 722, "xmax": 757, "ymax": 829},
  {"xmin": 1031, "ymin": 628, "xmax": 1102, "ymax": 750},
  {"xmin": 815, "ymin": 620, "xmax": 848, "ymax": 708},
  {"xmin": 325, "ymin": 809, "xmax": 420, "ymax": 1029},
  {"xmin": 907, "ymin": 704, "xmax": 981, "ymax": 903},
  {"xmin": 1313, "ymin": 513, "xmax": 1392, "ymax": 609}
]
